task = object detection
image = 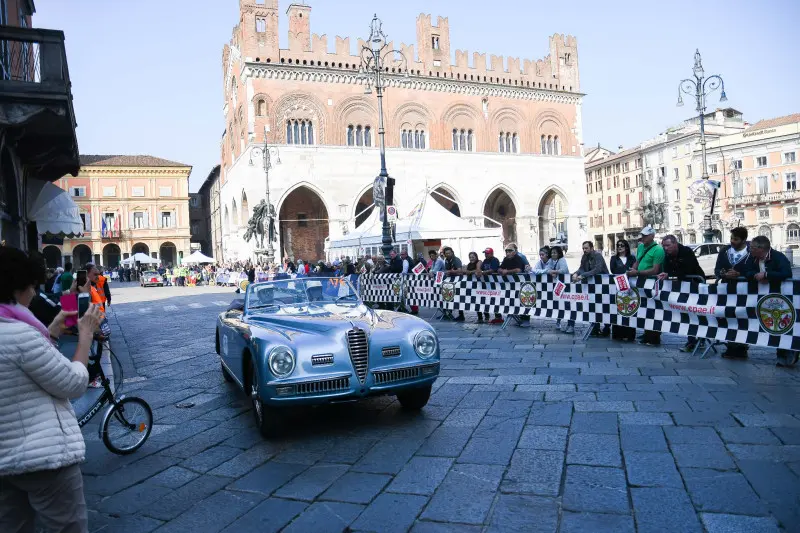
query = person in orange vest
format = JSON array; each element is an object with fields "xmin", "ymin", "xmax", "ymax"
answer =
[{"xmin": 85, "ymin": 264, "xmax": 112, "ymax": 387}]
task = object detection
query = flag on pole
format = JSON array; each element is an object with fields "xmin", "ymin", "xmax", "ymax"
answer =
[
  {"xmin": 114, "ymin": 215, "xmax": 120, "ymax": 237},
  {"xmin": 101, "ymin": 217, "xmax": 107, "ymax": 237}
]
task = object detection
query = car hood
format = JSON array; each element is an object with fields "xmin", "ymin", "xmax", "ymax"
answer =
[{"xmin": 244, "ymin": 304, "xmax": 423, "ymax": 340}]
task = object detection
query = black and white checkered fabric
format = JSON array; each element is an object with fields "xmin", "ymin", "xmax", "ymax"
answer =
[{"xmin": 360, "ymin": 273, "xmax": 800, "ymax": 351}]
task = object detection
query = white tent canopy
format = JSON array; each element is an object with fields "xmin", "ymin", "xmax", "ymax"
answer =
[
  {"xmin": 122, "ymin": 253, "xmax": 159, "ymax": 265},
  {"xmin": 328, "ymin": 189, "xmax": 503, "ymax": 260},
  {"xmin": 184, "ymin": 250, "xmax": 215, "ymax": 264},
  {"xmin": 27, "ymin": 180, "xmax": 83, "ymax": 237}
]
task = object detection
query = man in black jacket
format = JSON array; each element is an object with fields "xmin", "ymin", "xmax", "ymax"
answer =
[
  {"xmin": 715, "ymin": 227, "xmax": 751, "ymax": 359},
  {"xmin": 746, "ymin": 236, "xmax": 797, "ymax": 367},
  {"xmin": 657, "ymin": 235, "xmax": 705, "ymax": 352}
]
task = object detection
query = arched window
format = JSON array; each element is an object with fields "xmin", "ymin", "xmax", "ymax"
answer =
[
  {"xmin": 554, "ymin": 135, "xmax": 561, "ymax": 155},
  {"xmin": 287, "ymin": 119, "xmax": 315, "ymax": 145},
  {"xmin": 347, "ymin": 125, "xmax": 355, "ymax": 146},
  {"xmin": 256, "ymin": 99, "xmax": 266, "ymax": 116},
  {"xmin": 499, "ymin": 132, "xmax": 505, "ymax": 153},
  {"xmin": 403, "ymin": 129, "xmax": 426, "ymax": 150},
  {"xmin": 452, "ymin": 129, "xmax": 459, "ymax": 151},
  {"xmin": 547, "ymin": 135, "xmax": 554, "ymax": 155},
  {"xmin": 541, "ymin": 135, "xmax": 546, "ymax": 154},
  {"xmin": 787, "ymin": 223, "xmax": 800, "ymax": 242},
  {"xmin": 364, "ymin": 126, "xmax": 371, "ymax": 146},
  {"xmin": 355, "ymin": 125, "xmax": 363, "ymax": 146},
  {"xmin": 512, "ymin": 133, "xmax": 519, "ymax": 154},
  {"xmin": 401, "ymin": 130, "xmax": 408, "ymax": 148},
  {"xmin": 452, "ymin": 129, "xmax": 473, "ymax": 152},
  {"xmin": 348, "ymin": 124, "xmax": 371, "ymax": 147},
  {"xmin": 460, "ymin": 130, "xmax": 466, "ymax": 151}
]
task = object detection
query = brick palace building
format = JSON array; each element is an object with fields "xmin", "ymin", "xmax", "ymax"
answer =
[{"xmin": 219, "ymin": 0, "xmax": 588, "ymax": 262}]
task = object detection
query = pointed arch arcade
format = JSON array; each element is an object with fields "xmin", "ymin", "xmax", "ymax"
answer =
[
  {"xmin": 538, "ymin": 187, "xmax": 569, "ymax": 247},
  {"xmin": 278, "ymin": 185, "xmax": 330, "ymax": 261},
  {"xmin": 483, "ymin": 186, "xmax": 518, "ymax": 246}
]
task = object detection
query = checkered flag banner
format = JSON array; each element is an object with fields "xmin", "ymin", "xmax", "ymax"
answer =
[{"xmin": 359, "ymin": 273, "xmax": 799, "ymax": 351}]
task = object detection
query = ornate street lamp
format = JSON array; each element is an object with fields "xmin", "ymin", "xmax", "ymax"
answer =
[
  {"xmin": 357, "ymin": 14, "xmax": 410, "ymax": 258},
  {"xmin": 248, "ymin": 126, "xmax": 281, "ymax": 264},
  {"xmin": 677, "ymin": 49, "xmax": 728, "ymax": 243}
]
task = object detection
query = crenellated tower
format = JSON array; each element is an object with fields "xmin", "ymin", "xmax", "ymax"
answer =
[
  {"xmin": 416, "ymin": 14, "xmax": 450, "ymax": 73},
  {"xmin": 239, "ymin": 0, "xmax": 280, "ymax": 61},
  {"xmin": 287, "ymin": 3, "xmax": 311, "ymax": 52}
]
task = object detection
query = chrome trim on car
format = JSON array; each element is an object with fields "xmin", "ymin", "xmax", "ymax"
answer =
[
  {"xmin": 373, "ymin": 363, "xmax": 439, "ymax": 385},
  {"xmin": 311, "ymin": 354, "xmax": 334, "ymax": 366},
  {"xmin": 346, "ymin": 328, "xmax": 369, "ymax": 384},
  {"xmin": 295, "ymin": 376, "xmax": 350, "ymax": 395},
  {"xmin": 381, "ymin": 346, "xmax": 401, "ymax": 358}
]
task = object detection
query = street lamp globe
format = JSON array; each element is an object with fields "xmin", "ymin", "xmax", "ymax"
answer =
[{"xmin": 369, "ymin": 15, "xmax": 384, "ymax": 52}]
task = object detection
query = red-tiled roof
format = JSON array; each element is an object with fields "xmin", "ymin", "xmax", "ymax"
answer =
[
  {"xmin": 79, "ymin": 155, "xmax": 190, "ymax": 167},
  {"xmin": 747, "ymin": 113, "xmax": 800, "ymax": 131}
]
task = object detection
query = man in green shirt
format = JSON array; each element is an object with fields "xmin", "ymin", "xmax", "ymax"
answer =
[
  {"xmin": 626, "ymin": 226, "xmax": 664, "ymax": 346},
  {"xmin": 59, "ymin": 262, "xmax": 74, "ymax": 293}
]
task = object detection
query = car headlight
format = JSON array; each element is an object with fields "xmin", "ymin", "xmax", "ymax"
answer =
[
  {"xmin": 414, "ymin": 330, "xmax": 437, "ymax": 358},
  {"xmin": 268, "ymin": 346, "xmax": 295, "ymax": 378}
]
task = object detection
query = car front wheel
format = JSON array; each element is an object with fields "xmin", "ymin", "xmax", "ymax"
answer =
[
  {"xmin": 248, "ymin": 358, "xmax": 285, "ymax": 438},
  {"xmin": 397, "ymin": 384, "xmax": 432, "ymax": 410}
]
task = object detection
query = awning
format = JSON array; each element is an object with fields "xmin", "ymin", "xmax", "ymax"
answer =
[
  {"xmin": 27, "ymin": 179, "xmax": 83, "ymax": 237},
  {"xmin": 122, "ymin": 253, "xmax": 159, "ymax": 265},
  {"xmin": 184, "ymin": 250, "xmax": 215, "ymax": 264}
]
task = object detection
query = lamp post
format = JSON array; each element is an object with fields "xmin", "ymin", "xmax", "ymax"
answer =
[
  {"xmin": 357, "ymin": 14, "xmax": 410, "ymax": 258},
  {"xmin": 677, "ymin": 49, "xmax": 728, "ymax": 243},
  {"xmin": 249, "ymin": 126, "xmax": 281, "ymax": 264}
]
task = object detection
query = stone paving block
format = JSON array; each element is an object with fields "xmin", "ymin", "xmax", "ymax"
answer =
[
  {"xmin": 596, "ymin": 391, "xmax": 663, "ymax": 402},
  {"xmin": 517, "ymin": 426, "xmax": 568, "ymax": 450},
  {"xmin": 633, "ymin": 399, "xmax": 691, "ymax": 412},
  {"xmin": 567, "ymin": 433, "xmax": 621, "ymax": 467},
  {"xmin": 428, "ymin": 383, "xmax": 473, "ymax": 406},
  {"xmin": 527, "ymin": 402, "xmax": 573, "ymax": 426},
  {"xmin": 671, "ymin": 444, "xmax": 736, "ymax": 470},
  {"xmin": 619, "ymin": 425, "xmax": 667, "ymax": 452},
  {"xmin": 577, "ymin": 383, "xmax": 627, "ymax": 392},
  {"xmin": 770, "ymin": 427, "xmax": 800, "ymax": 445},
  {"xmin": 387, "ymin": 456, "xmax": 453, "ymax": 495},
  {"xmin": 485, "ymin": 494, "xmax": 559, "ymax": 533},
  {"xmin": 570, "ymin": 412, "xmax": 618, "ymax": 434},
  {"xmin": 83, "ymin": 455, "xmax": 182, "ymax": 496},
  {"xmin": 446, "ymin": 376, "xmax": 496, "ymax": 384},
  {"xmin": 700, "ymin": 513, "xmax": 781, "ymax": 533},
  {"xmin": 272, "ymin": 463, "xmax": 349, "ymax": 501},
  {"xmin": 727, "ymin": 444, "xmax": 800, "ymax": 462},
  {"xmin": 219, "ymin": 498, "xmax": 308, "ymax": 533},
  {"xmin": 146, "ymin": 466, "xmax": 199, "ymax": 489},
  {"xmin": 516, "ymin": 384, "xmax": 576, "ymax": 392},
  {"xmin": 96, "ymin": 483, "xmax": 172, "ymax": 515},
  {"xmin": 470, "ymin": 384, "xmax": 516, "ymax": 392},
  {"xmin": 543, "ymin": 391, "xmax": 597, "ymax": 402},
  {"xmin": 493, "ymin": 374, "xmax": 549, "ymax": 385},
  {"xmin": 558, "ymin": 512, "xmax": 635, "ymax": 533},
  {"xmin": 141, "ymin": 474, "xmax": 232, "ymax": 522},
  {"xmin": 411, "ymin": 521, "xmax": 483, "ymax": 532},
  {"xmin": 498, "ymin": 391, "xmax": 545, "ymax": 401},
  {"xmin": 550, "ymin": 375, "xmax": 605, "ymax": 384},
  {"xmin": 681, "ymin": 468, "xmax": 768, "ymax": 516},
  {"xmin": 351, "ymin": 493, "xmax": 428, "ymax": 533},
  {"xmin": 624, "ymin": 451, "xmax": 683, "ymax": 488},
  {"xmin": 630, "ymin": 487, "xmax": 703, "ymax": 533},
  {"xmin": 733, "ymin": 413, "xmax": 800, "ymax": 428},
  {"xmin": 562, "ymin": 466, "xmax": 628, "ymax": 514},
  {"xmin": 421, "ymin": 463, "xmax": 504, "ymax": 524},
  {"xmin": 717, "ymin": 427, "xmax": 781, "ymax": 445},
  {"xmin": 573, "ymin": 401, "xmax": 634, "ymax": 412},
  {"xmin": 352, "ymin": 435, "xmax": 425, "ymax": 474},
  {"xmin": 282, "ymin": 501, "xmax": 365, "ymax": 533},
  {"xmin": 618, "ymin": 412, "xmax": 674, "ymax": 426},
  {"xmin": 319, "ymin": 472, "xmax": 391, "ymax": 504},
  {"xmin": 318, "ymin": 437, "xmax": 378, "ymax": 465},
  {"xmin": 416, "ymin": 426, "xmax": 473, "ymax": 457},
  {"xmin": 149, "ymin": 489, "xmax": 264, "ymax": 533},
  {"xmin": 442, "ymin": 408, "xmax": 488, "ymax": 428},
  {"xmin": 501, "ymin": 449, "xmax": 564, "ymax": 496},
  {"xmin": 227, "ymin": 461, "xmax": 307, "ymax": 496},
  {"xmin": 458, "ymin": 417, "xmax": 524, "ymax": 465},
  {"xmin": 456, "ymin": 391, "xmax": 499, "ymax": 408},
  {"xmin": 179, "ymin": 445, "xmax": 242, "ymax": 474},
  {"xmin": 87, "ymin": 513, "xmax": 163, "ymax": 533},
  {"xmin": 486, "ymin": 399, "xmax": 533, "ymax": 418},
  {"xmin": 665, "ymin": 426, "xmax": 724, "ymax": 446}
]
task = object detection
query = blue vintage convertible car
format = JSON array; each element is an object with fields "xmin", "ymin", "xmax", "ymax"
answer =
[{"xmin": 215, "ymin": 276, "xmax": 440, "ymax": 437}]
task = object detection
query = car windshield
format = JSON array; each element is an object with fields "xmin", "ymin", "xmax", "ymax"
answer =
[
  {"xmin": 144, "ymin": 271, "xmax": 158, "ymax": 276},
  {"xmin": 245, "ymin": 277, "xmax": 360, "ymax": 311}
]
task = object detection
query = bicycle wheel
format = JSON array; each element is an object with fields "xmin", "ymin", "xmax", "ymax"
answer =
[{"xmin": 101, "ymin": 397, "xmax": 152, "ymax": 455}]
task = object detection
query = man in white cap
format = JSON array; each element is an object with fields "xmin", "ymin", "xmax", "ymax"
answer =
[{"xmin": 626, "ymin": 225, "xmax": 664, "ymax": 346}]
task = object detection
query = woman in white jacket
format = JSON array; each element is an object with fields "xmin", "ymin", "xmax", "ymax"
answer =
[{"xmin": 0, "ymin": 246, "xmax": 101, "ymax": 533}]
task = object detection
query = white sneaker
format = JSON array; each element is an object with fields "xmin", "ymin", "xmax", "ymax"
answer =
[
  {"xmin": 88, "ymin": 376, "xmax": 103, "ymax": 388},
  {"xmin": 563, "ymin": 325, "xmax": 575, "ymax": 334}
]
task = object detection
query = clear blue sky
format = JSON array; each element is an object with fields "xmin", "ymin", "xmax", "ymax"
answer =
[{"xmin": 36, "ymin": 0, "xmax": 799, "ymax": 191}]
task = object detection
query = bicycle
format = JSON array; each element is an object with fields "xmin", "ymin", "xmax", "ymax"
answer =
[{"xmin": 73, "ymin": 335, "xmax": 153, "ymax": 455}]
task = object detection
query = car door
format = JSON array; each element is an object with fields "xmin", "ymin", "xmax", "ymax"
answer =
[
  {"xmin": 219, "ymin": 305, "xmax": 247, "ymax": 385},
  {"xmin": 696, "ymin": 244, "xmax": 718, "ymax": 278}
]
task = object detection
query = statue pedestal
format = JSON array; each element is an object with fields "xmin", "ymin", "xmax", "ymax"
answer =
[{"xmin": 255, "ymin": 248, "xmax": 275, "ymax": 265}]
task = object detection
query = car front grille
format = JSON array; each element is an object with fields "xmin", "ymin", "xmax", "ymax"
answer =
[
  {"xmin": 346, "ymin": 328, "xmax": 369, "ymax": 384},
  {"xmin": 311, "ymin": 354, "xmax": 334, "ymax": 366},
  {"xmin": 295, "ymin": 376, "xmax": 350, "ymax": 395},
  {"xmin": 381, "ymin": 346, "xmax": 401, "ymax": 358},
  {"xmin": 373, "ymin": 366, "xmax": 421, "ymax": 385}
]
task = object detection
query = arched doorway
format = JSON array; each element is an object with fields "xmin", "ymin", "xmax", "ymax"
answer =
[
  {"xmin": 102, "ymin": 244, "xmax": 121, "ymax": 268},
  {"xmin": 132, "ymin": 242, "xmax": 149, "ymax": 256},
  {"xmin": 431, "ymin": 186, "xmax": 461, "ymax": 217},
  {"xmin": 538, "ymin": 189, "xmax": 568, "ymax": 248},
  {"xmin": 241, "ymin": 191, "xmax": 250, "ymax": 225},
  {"xmin": 231, "ymin": 199, "xmax": 239, "ymax": 229},
  {"xmin": 72, "ymin": 244, "xmax": 93, "ymax": 268},
  {"xmin": 353, "ymin": 188, "xmax": 374, "ymax": 229},
  {"xmin": 483, "ymin": 188, "xmax": 517, "ymax": 246},
  {"xmin": 279, "ymin": 186, "xmax": 329, "ymax": 261},
  {"xmin": 160, "ymin": 242, "xmax": 177, "ymax": 266},
  {"xmin": 42, "ymin": 246, "xmax": 61, "ymax": 268}
]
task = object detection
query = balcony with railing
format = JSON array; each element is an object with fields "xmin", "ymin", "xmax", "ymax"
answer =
[
  {"xmin": 725, "ymin": 190, "xmax": 798, "ymax": 207},
  {"xmin": 0, "ymin": 26, "xmax": 79, "ymax": 180}
]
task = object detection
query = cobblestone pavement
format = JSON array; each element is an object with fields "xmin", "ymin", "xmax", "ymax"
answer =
[{"xmin": 80, "ymin": 285, "xmax": 800, "ymax": 532}]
